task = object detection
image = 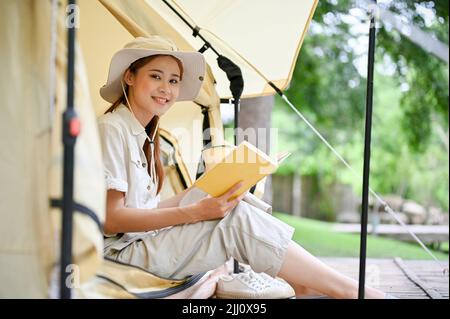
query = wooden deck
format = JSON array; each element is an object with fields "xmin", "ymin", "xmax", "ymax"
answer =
[{"xmin": 318, "ymin": 257, "xmax": 449, "ymax": 299}]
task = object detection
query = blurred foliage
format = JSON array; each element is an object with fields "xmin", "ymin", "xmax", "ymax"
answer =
[
  {"xmin": 274, "ymin": 0, "xmax": 449, "ymax": 212},
  {"xmin": 377, "ymin": 0, "xmax": 449, "ymax": 152}
]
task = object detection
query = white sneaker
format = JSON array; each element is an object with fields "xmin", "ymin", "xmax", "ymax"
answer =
[
  {"xmin": 238, "ymin": 263, "xmax": 294, "ymax": 295},
  {"xmin": 215, "ymin": 270, "xmax": 295, "ymax": 299},
  {"xmin": 258, "ymin": 272, "xmax": 295, "ymax": 294}
]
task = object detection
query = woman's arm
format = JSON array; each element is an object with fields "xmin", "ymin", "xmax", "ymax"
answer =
[
  {"xmin": 104, "ymin": 189, "xmax": 198, "ymax": 234},
  {"xmin": 156, "ymin": 186, "xmax": 192, "ymax": 209},
  {"xmin": 104, "ymin": 182, "xmax": 245, "ymax": 235}
]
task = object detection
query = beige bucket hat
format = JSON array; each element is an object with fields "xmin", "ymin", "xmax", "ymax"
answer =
[{"xmin": 100, "ymin": 36, "xmax": 206, "ymax": 103}]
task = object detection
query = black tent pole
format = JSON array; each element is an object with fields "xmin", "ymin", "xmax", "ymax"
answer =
[
  {"xmin": 358, "ymin": 0, "xmax": 377, "ymax": 299},
  {"xmin": 60, "ymin": 0, "xmax": 79, "ymax": 299},
  {"xmin": 233, "ymin": 98, "xmax": 240, "ymax": 274}
]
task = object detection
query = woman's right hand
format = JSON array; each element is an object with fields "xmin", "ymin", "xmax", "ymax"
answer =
[{"xmin": 192, "ymin": 181, "xmax": 245, "ymax": 222}]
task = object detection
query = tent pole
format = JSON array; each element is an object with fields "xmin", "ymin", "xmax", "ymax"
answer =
[
  {"xmin": 233, "ymin": 98, "xmax": 240, "ymax": 274},
  {"xmin": 60, "ymin": 0, "xmax": 79, "ymax": 299},
  {"xmin": 358, "ymin": 0, "xmax": 377, "ymax": 299}
]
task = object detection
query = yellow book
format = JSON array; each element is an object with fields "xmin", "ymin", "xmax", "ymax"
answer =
[{"xmin": 194, "ymin": 141, "xmax": 290, "ymax": 199}]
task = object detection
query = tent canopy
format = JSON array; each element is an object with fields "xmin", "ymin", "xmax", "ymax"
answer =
[{"xmin": 98, "ymin": 0, "xmax": 318, "ymax": 99}]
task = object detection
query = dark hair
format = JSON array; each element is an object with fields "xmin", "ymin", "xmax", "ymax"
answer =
[{"xmin": 105, "ymin": 55, "xmax": 183, "ymax": 194}]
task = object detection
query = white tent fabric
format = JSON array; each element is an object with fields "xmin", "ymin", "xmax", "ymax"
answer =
[
  {"xmin": 10, "ymin": 1, "xmax": 109, "ymax": 296},
  {"xmin": 100, "ymin": 0, "xmax": 318, "ymax": 99},
  {"xmin": 0, "ymin": 0, "xmax": 55, "ymax": 298},
  {"xmin": 0, "ymin": 0, "xmax": 105, "ymax": 297}
]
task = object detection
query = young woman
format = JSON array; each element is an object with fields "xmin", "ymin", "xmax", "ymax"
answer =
[{"xmin": 98, "ymin": 36, "xmax": 390, "ymax": 299}]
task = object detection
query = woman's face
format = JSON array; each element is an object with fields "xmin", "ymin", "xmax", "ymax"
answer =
[{"xmin": 126, "ymin": 55, "xmax": 181, "ymax": 118}]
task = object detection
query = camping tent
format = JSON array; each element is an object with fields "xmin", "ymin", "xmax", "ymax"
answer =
[{"xmin": 0, "ymin": 0, "xmax": 317, "ymax": 298}]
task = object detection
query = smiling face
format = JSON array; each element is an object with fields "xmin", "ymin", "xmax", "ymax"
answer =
[{"xmin": 124, "ymin": 55, "xmax": 182, "ymax": 119}]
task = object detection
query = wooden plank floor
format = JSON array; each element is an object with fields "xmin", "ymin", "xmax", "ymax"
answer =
[{"xmin": 318, "ymin": 257, "xmax": 449, "ymax": 299}]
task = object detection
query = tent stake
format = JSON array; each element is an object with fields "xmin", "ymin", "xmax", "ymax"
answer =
[
  {"xmin": 358, "ymin": 0, "xmax": 377, "ymax": 299},
  {"xmin": 60, "ymin": 0, "xmax": 79, "ymax": 299}
]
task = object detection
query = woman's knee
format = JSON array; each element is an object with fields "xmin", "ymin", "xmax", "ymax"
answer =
[
  {"xmin": 229, "ymin": 200, "xmax": 256, "ymax": 218},
  {"xmin": 227, "ymin": 200, "xmax": 274, "ymax": 226}
]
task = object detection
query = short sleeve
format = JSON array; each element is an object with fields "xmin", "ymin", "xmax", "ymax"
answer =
[{"xmin": 98, "ymin": 121, "xmax": 128, "ymax": 193}]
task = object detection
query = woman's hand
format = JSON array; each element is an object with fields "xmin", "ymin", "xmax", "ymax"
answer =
[{"xmin": 191, "ymin": 181, "xmax": 246, "ymax": 222}]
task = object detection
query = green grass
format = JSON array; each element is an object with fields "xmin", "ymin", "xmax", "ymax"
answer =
[
  {"xmin": 440, "ymin": 242, "xmax": 449, "ymax": 254},
  {"xmin": 274, "ymin": 212, "xmax": 449, "ymax": 260}
]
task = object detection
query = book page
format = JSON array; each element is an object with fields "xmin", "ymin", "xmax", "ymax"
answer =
[{"xmin": 194, "ymin": 141, "xmax": 278, "ymax": 198}]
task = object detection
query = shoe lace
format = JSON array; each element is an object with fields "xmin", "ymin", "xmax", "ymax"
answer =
[
  {"xmin": 240, "ymin": 271, "xmax": 270, "ymax": 291},
  {"xmin": 258, "ymin": 272, "xmax": 285, "ymax": 287}
]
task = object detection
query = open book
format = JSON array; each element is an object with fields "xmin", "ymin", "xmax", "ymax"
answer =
[{"xmin": 194, "ymin": 141, "xmax": 291, "ymax": 199}]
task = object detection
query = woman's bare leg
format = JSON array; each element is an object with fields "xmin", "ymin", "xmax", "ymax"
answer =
[
  {"xmin": 277, "ymin": 241, "xmax": 385, "ymax": 299},
  {"xmin": 294, "ymin": 285, "xmax": 323, "ymax": 298}
]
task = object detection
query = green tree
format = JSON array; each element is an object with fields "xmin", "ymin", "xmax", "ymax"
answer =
[
  {"xmin": 377, "ymin": 1, "xmax": 449, "ymax": 152},
  {"xmin": 275, "ymin": 0, "xmax": 449, "ymax": 214},
  {"xmin": 288, "ymin": 0, "xmax": 448, "ymax": 152}
]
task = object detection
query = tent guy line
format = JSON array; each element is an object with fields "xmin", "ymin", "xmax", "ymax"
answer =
[{"xmin": 280, "ymin": 94, "xmax": 447, "ymax": 273}]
